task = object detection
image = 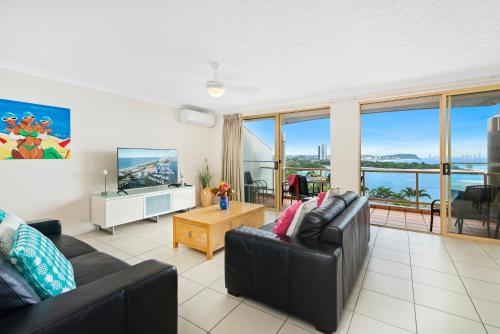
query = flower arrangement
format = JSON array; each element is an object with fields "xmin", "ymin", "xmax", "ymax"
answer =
[
  {"xmin": 211, "ymin": 181, "xmax": 235, "ymax": 198},
  {"xmin": 211, "ymin": 181, "xmax": 234, "ymax": 210}
]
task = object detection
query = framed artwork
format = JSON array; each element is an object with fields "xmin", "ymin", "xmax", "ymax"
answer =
[{"xmin": 0, "ymin": 99, "xmax": 71, "ymax": 160}]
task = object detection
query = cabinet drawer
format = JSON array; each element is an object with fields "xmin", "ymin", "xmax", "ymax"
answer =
[
  {"xmin": 175, "ymin": 221, "xmax": 208, "ymax": 249},
  {"xmin": 228, "ymin": 210, "xmax": 264, "ymax": 230},
  {"xmin": 228, "ymin": 216, "xmax": 245, "ymax": 230}
]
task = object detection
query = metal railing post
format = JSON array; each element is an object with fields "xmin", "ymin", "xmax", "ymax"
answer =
[
  {"xmin": 415, "ymin": 172, "xmax": 420, "ymax": 210},
  {"xmin": 362, "ymin": 170, "xmax": 366, "ymax": 195}
]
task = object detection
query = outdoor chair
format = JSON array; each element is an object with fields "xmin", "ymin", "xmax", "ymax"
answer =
[
  {"xmin": 244, "ymin": 171, "xmax": 270, "ymax": 203},
  {"xmin": 282, "ymin": 181, "xmax": 290, "ymax": 205},
  {"xmin": 490, "ymin": 191, "xmax": 500, "ymax": 238},
  {"xmin": 288, "ymin": 175, "xmax": 314, "ymax": 202},
  {"xmin": 451, "ymin": 185, "xmax": 497, "ymax": 236},
  {"xmin": 430, "ymin": 199, "xmax": 440, "ymax": 232}
]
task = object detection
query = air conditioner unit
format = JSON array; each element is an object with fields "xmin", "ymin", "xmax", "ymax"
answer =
[{"xmin": 178, "ymin": 109, "xmax": 216, "ymax": 128}]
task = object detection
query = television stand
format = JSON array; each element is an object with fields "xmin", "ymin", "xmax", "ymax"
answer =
[{"xmin": 91, "ymin": 185, "xmax": 196, "ymax": 234}]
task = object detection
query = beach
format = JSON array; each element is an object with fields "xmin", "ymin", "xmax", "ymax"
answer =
[{"xmin": 0, "ymin": 133, "xmax": 71, "ymax": 159}]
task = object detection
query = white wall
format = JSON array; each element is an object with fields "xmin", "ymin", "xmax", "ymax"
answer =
[
  {"xmin": 0, "ymin": 68, "xmax": 222, "ymax": 235},
  {"xmin": 242, "ymin": 126, "xmax": 274, "ymax": 188},
  {"xmin": 330, "ymin": 100, "xmax": 360, "ymax": 193}
]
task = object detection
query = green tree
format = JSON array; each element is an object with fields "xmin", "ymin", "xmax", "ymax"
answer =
[
  {"xmin": 368, "ymin": 186, "xmax": 395, "ymax": 199},
  {"xmin": 399, "ymin": 187, "xmax": 431, "ymax": 201},
  {"xmin": 417, "ymin": 189, "xmax": 431, "ymax": 200},
  {"xmin": 400, "ymin": 187, "xmax": 416, "ymax": 200}
]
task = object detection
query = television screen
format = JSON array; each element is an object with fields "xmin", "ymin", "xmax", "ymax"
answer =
[{"xmin": 117, "ymin": 148, "xmax": 178, "ymax": 190}]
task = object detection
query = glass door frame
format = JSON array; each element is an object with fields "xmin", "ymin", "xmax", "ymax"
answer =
[
  {"xmin": 242, "ymin": 113, "xmax": 281, "ymax": 210},
  {"xmin": 358, "ymin": 83, "xmax": 500, "ymax": 244},
  {"xmin": 243, "ymin": 106, "xmax": 331, "ymax": 211},
  {"xmin": 441, "ymin": 83, "xmax": 500, "ymax": 244}
]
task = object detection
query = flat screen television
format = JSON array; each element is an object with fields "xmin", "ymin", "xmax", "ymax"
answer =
[{"xmin": 117, "ymin": 148, "xmax": 178, "ymax": 191}]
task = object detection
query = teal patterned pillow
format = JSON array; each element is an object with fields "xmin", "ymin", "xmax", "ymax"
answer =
[
  {"xmin": 9, "ymin": 224, "xmax": 76, "ymax": 299},
  {"xmin": 0, "ymin": 209, "xmax": 6, "ymax": 222}
]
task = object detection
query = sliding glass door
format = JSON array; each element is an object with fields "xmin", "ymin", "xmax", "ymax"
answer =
[
  {"xmin": 445, "ymin": 89, "xmax": 500, "ymax": 239},
  {"xmin": 280, "ymin": 109, "xmax": 331, "ymax": 209},
  {"xmin": 242, "ymin": 108, "xmax": 331, "ymax": 210},
  {"xmin": 360, "ymin": 96, "xmax": 441, "ymax": 233},
  {"xmin": 242, "ymin": 117, "xmax": 279, "ymax": 209}
]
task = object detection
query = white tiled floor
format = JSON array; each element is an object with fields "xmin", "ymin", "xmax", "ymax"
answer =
[{"xmin": 76, "ymin": 210, "xmax": 500, "ymax": 334}]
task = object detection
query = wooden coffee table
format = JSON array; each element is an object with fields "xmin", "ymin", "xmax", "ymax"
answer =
[{"xmin": 173, "ymin": 201, "xmax": 265, "ymax": 259}]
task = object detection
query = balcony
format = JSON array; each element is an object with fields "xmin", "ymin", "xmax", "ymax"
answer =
[{"xmin": 362, "ymin": 167, "xmax": 500, "ymax": 238}]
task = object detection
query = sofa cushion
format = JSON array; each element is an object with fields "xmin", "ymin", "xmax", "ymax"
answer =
[
  {"xmin": 332, "ymin": 191, "xmax": 358, "ymax": 207},
  {"xmin": 287, "ymin": 199, "xmax": 318, "ymax": 237},
  {"xmin": 296, "ymin": 198, "xmax": 346, "ymax": 240},
  {"xmin": 317, "ymin": 192, "xmax": 326, "ymax": 207},
  {"xmin": 9, "ymin": 224, "xmax": 76, "ymax": 299},
  {"xmin": 0, "ymin": 256, "xmax": 41, "ymax": 317},
  {"xmin": 0, "ymin": 213, "xmax": 25, "ymax": 256},
  {"xmin": 273, "ymin": 200, "xmax": 302, "ymax": 235},
  {"xmin": 48, "ymin": 235, "xmax": 96, "ymax": 259},
  {"xmin": 324, "ymin": 187, "xmax": 341, "ymax": 200},
  {"xmin": 0, "ymin": 209, "xmax": 6, "ymax": 222},
  {"xmin": 70, "ymin": 251, "xmax": 130, "ymax": 286}
]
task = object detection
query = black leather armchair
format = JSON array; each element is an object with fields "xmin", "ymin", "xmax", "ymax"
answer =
[
  {"xmin": 0, "ymin": 219, "xmax": 178, "ymax": 334},
  {"xmin": 225, "ymin": 193, "xmax": 370, "ymax": 334}
]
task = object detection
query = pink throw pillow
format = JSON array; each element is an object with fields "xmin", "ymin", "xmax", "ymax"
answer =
[
  {"xmin": 272, "ymin": 201, "xmax": 302, "ymax": 235},
  {"xmin": 317, "ymin": 192, "xmax": 326, "ymax": 207}
]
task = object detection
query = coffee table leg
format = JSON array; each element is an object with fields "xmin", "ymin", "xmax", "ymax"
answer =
[{"xmin": 206, "ymin": 249, "xmax": 213, "ymax": 260}]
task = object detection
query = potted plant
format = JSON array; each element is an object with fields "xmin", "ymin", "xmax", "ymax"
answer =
[
  {"xmin": 211, "ymin": 181, "xmax": 235, "ymax": 210},
  {"xmin": 198, "ymin": 159, "xmax": 213, "ymax": 207}
]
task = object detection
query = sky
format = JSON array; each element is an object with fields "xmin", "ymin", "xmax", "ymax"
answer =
[
  {"xmin": 361, "ymin": 104, "xmax": 500, "ymax": 160},
  {"xmin": 243, "ymin": 101, "xmax": 500, "ymax": 161},
  {"xmin": 243, "ymin": 117, "xmax": 330, "ymax": 156}
]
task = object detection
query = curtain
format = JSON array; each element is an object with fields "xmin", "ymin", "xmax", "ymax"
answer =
[{"xmin": 222, "ymin": 113, "xmax": 244, "ymax": 201}]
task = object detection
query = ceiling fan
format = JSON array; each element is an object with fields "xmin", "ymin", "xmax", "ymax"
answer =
[
  {"xmin": 206, "ymin": 62, "xmax": 261, "ymax": 98},
  {"xmin": 206, "ymin": 62, "xmax": 225, "ymax": 98}
]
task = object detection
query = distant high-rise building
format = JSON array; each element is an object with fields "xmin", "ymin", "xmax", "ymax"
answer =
[{"xmin": 318, "ymin": 144, "xmax": 327, "ymax": 160}]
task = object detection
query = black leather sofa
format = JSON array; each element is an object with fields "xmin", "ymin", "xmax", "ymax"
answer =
[
  {"xmin": 225, "ymin": 192, "xmax": 370, "ymax": 334},
  {"xmin": 0, "ymin": 219, "xmax": 178, "ymax": 334}
]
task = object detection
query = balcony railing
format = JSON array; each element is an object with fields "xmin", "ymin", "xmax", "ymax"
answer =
[
  {"xmin": 283, "ymin": 166, "xmax": 329, "ymax": 177},
  {"xmin": 361, "ymin": 166, "xmax": 494, "ymax": 210}
]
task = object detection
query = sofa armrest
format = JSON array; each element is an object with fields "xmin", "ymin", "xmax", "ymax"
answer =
[
  {"xmin": 225, "ymin": 226, "xmax": 343, "ymax": 332},
  {"xmin": 27, "ymin": 218, "xmax": 62, "ymax": 236},
  {"xmin": 320, "ymin": 197, "xmax": 370, "ymax": 306},
  {"xmin": 0, "ymin": 260, "xmax": 177, "ymax": 334}
]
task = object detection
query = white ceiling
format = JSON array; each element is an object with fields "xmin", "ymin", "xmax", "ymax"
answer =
[{"xmin": 1, "ymin": 1, "xmax": 500, "ymax": 113}]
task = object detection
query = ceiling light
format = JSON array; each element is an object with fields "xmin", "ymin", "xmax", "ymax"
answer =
[
  {"xmin": 207, "ymin": 81, "xmax": 225, "ymax": 98},
  {"xmin": 206, "ymin": 62, "xmax": 225, "ymax": 98}
]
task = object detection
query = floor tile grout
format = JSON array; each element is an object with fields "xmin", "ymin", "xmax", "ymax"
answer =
[
  {"xmin": 76, "ymin": 218, "xmax": 500, "ymax": 334},
  {"xmin": 345, "ymin": 226, "xmax": 379, "ymax": 333},
  {"xmin": 179, "ymin": 314, "xmax": 209, "ymax": 333},
  {"xmin": 407, "ymin": 235, "xmax": 419, "ymax": 334},
  {"xmin": 441, "ymin": 237, "xmax": 490, "ymax": 333},
  {"xmin": 350, "ymin": 311, "xmax": 415, "ymax": 334}
]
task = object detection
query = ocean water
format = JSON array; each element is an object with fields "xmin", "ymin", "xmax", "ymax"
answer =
[{"xmin": 363, "ymin": 158, "xmax": 489, "ymax": 201}]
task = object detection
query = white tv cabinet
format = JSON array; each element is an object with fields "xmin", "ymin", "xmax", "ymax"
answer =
[{"xmin": 91, "ymin": 185, "xmax": 196, "ymax": 233}]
